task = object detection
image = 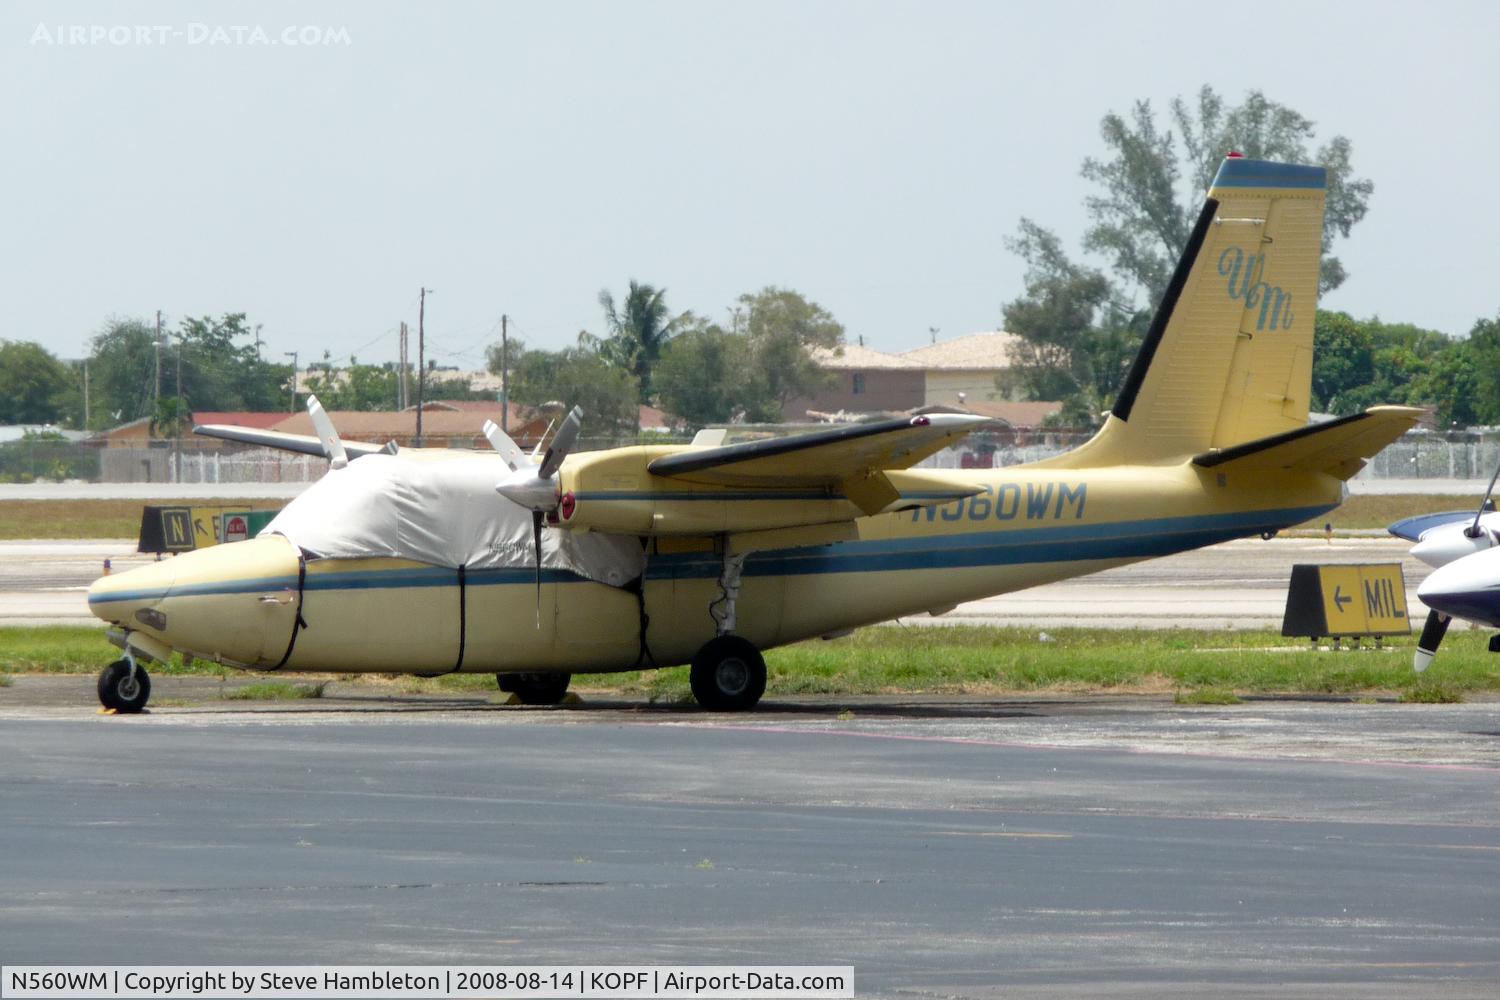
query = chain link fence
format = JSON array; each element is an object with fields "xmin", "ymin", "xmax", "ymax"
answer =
[{"xmin": 5, "ymin": 428, "xmax": 1497, "ymax": 485}]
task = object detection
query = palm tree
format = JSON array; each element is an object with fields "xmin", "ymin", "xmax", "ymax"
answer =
[{"xmin": 598, "ymin": 280, "xmax": 677, "ymax": 403}]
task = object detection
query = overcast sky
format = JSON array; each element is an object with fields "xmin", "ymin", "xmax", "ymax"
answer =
[{"xmin": 3, "ymin": 0, "xmax": 1495, "ymax": 369}]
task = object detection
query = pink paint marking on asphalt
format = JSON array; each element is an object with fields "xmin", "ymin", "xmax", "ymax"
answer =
[{"xmin": 673, "ymin": 722, "xmax": 1500, "ymax": 774}]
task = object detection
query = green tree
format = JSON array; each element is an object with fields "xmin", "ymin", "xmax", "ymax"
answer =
[
  {"xmin": 1084, "ymin": 86, "xmax": 1373, "ymax": 302},
  {"xmin": 0, "ymin": 341, "xmax": 72, "ymax": 424},
  {"xmin": 86, "ymin": 318, "xmax": 160, "ymax": 425},
  {"xmin": 737, "ymin": 287, "xmax": 843, "ymax": 417},
  {"xmin": 1311, "ymin": 311, "xmax": 1458, "ymax": 415},
  {"xmin": 85, "ymin": 313, "xmax": 291, "ymax": 428},
  {"xmin": 149, "ymin": 395, "xmax": 193, "ymax": 439},
  {"xmin": 304, "ymin": 354, "xmax": 402, "ymax": 411},
  {"xmin": 597, "ymin": 280, "xmax": 680, "ymax": 404},
  {"xmin": 1411, "ymin": 339, "xmax": 1483, "ymax": 428},
  {"xmin": 654, "ymin": 316, "xmax": 762, "ymax": 426},
  {"xmin": 1459, "ymin": 315, "xmax": 1500, "ymax": 425},
  {"xmin": 498, "ymin": 337, "xmax": 640, "ymax": 440},
  {"xmin": 174, "ymin": 313, "xmax": 289, "ymax": 412},
  {"xmin": 1002, "ymin": 87, "xmax": 1374, "ymax": 426},
  {"xmin": 997, "ymin": 222, "xmax": 1143, "ymax": 426},
  {"xmin": 1310, "ymin": 312, "xmax": 1376, "ymax": 413}
]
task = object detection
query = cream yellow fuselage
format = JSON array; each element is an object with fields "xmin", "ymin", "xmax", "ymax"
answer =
[{"xmin": 88, "ymin": 461, "xmax": 1341, "ymax": 676}]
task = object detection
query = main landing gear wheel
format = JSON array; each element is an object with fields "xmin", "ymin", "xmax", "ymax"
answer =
[
  {"xmin": 98, "ymin": 658, "xmax": 151, "ymax": 713},
  {"xmin": 690, "ymin": 636, "xmax": 767, "ymax": 712},
  {"xmin": 496, "ymin": 672, "xmax": 572, "ymax": 705}
]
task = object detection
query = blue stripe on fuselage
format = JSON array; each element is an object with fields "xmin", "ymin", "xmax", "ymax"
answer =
[{"xmin": 88, "ymin": 503, "xmax": 1331, "ymax": 604}]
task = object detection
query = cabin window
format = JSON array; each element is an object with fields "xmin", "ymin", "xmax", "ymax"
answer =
[{"xmin": 852, "ymin": 372, "xmax": 866, "ymax": 395}]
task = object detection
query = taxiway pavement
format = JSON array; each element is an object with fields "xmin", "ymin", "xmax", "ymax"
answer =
[{"xmin": 1, "ymin": 696, "xmax": 1497, "ymax": 998}]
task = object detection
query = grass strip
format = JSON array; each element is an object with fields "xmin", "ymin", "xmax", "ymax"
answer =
[
  {"xmin": 5, "ymin": 624, "xmax": 1494, "ymax": 700},
  {"xmin": 1291, "ymin": 494, "xmax": 1477, "ymax": 532},
  {"xmin": 0, "ymin": 498, "xmax": 283, "ymax": 540},
  {"xmin": 222, "ymin": 681, "xmax": 325, "ymax": 701}
]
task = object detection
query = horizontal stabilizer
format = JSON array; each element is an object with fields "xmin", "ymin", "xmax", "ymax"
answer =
[
  {"xmin": 1191, "ymin": 406, "xmax": 1423, "ymax": 481},
  {"xmin": 194, "ymin": 424, "xmax": 394, "ymax": 460}
]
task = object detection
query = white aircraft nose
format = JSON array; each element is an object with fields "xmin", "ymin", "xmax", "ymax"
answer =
[
  {"xmin": 1417, "ymin": 547, "xmax": 1500, "ymax": 628},
  {"xmin": 1410, "ymin": 522, "xmax": 1496, "ymax": 568}
]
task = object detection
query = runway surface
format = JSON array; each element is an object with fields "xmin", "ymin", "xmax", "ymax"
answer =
[
  {"xmin": 0, "ymin": 535, "xmax": 1439, "ymax": 629},
  {"xmin": 1, "ymin": 698, "xmax": 1497, "ymax": 998}
]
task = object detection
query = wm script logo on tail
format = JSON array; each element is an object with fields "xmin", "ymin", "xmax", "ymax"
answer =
[{"xmin": 1219, "ymin": 246, "xmax": 1293, "ymax": 331}]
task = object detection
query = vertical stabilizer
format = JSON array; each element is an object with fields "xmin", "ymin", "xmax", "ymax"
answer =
[{"xmin": 1041, "ymin": 157, "xmax": 1326, "ymax": 467}]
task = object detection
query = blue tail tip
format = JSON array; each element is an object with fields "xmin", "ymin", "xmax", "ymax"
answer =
[{"xmin": 1211, "ymin": 157, "xmax": 1326, "ymax": 190}]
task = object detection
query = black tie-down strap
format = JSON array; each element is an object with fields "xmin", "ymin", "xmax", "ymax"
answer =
[
  {"xmin": 453, "ymin": 564, "xmax": 468, "ymax": 673},
  {"xmin": 630, "ymin": 539, "xmax": 657, "ymax": 669},
  {"xmin": 272, "ymin": 553, "xmax": 310, "ymax": 670}
]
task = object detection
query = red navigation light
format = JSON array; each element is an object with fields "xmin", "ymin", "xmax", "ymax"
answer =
[
  {"xmin": 1226, "ymin": 150, "xmax": 1244, "ymax": 158},
  {"xmin": 559, "ymin": 490, "xmax": 577, "ymax": 520},
  {"xmin": 911, "ymin": 415, "xmax": 930, "ymax": 427}
]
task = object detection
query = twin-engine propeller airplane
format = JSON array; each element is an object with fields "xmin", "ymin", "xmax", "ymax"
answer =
[
  {"xmin": 89, "ymin": 157, "xmax": 1422, "ymax": 713},
  {"xmin": 1390, "ymin": 476, "xmax": 1500, "ymax": 670}
]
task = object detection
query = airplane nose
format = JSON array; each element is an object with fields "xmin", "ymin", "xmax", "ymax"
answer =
[
  {"xmin": 1417, "ymin": 547, "xmax": 1500, "ymax": 628},
  {"xmin": 88, "ymin": 555, "xmax": 177, "ymax": 630},
  {"xmin": 87, "ymin": 535, "xmax": 303, "ymax": 667},
  {"xmin": 1410, "ymin": 523, "xmax": 1496, "ymax": 568}
]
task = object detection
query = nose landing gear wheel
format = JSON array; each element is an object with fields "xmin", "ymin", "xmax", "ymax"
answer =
[
  {"xmin": 496, "ymin": 672, "xmax": 572, "ymax": 705},
  {"xmin": 98, "ymin": 658, "xmax": 151, "ymax": 713},
  {"xmin": 689, "ymin": 636, "xmax": 766, "ymax": 711}
]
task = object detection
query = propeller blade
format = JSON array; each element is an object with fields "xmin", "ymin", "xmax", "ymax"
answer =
[
  {"xmin": 306, "ymin": 394, "xmax": 348, "ymax": 470},
  {"xmin": 530, "ymin": 419, "xmax": 555, "ymax": 461},
  {"xmin": 1413, "ymin": 610, "xmax": 1451, "ymax": 672},
  {"xmin": 532, "ymin": 509, "xmax": 544, "ymax": 628},
  {"xmin": 482, "ymin": 419, "xmax": 532, "ymax": 473},
  {"xmin": 539, "ymin": 406, "xmax": 583, "ymax": 480}
]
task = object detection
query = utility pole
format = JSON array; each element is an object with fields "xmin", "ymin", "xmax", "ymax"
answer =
[
  {"xmin": 154, "ymin": 310, "xmax": 163, "ymax": 419},
  {"xmin": 285, "ymin": 351, "xmax": 299, "ymax": 412},
  {"xmin": 253, "ymin": 324, "xmax": 263, "ymax": 361},
  {"xmin": 398, "ymin": 321, "xmax": 409, "ymax": 409},
  {"xmin": 83, "ymin": 360, "xmax": 90, "ymax": 429},
  {"xmin": 416, "ymin": 287, "xmax": 431, "ymax": 445},
  {"xmin": 500, "ymin": 313, "xmax": 509, "ymax": 432},
  {"xmin": 174, "ymin": 335, "xmax": 183, "ymax": 482}
]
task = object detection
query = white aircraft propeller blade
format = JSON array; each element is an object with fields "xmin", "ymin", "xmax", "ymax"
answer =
[
  {"xmin": 482, "ymin": 419, "xmax": 532, "ymax": 473},
  {"xmin": 530, "ymin": 419, "xmax": 555, "ymax": 461},
  {"xmin": 306, "ymin": 394, "xmax": 348, "ymax": 470},
  {"xmin": 539, "ymin": 406, "xmax": 583, "ymax": 480}
]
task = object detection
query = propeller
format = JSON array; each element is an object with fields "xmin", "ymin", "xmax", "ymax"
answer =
[
  {"xmin": 492, "ymin": 406, "xmax": 584, "ymax": 625},
  {"xmin": 482, "ymin": 419, "xmax": 532, "ymax": 473},
  {"xmin": 306, "ymin": 394, "xmax": 348, "ymax": 470}
]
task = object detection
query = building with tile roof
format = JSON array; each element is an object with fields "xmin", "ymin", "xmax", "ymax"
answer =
[{"xmin": 786, "ymin": 331, "xmax": 1035, "ymax": 418}]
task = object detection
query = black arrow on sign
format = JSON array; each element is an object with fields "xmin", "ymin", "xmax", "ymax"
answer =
[{"xmin": 1333, "ymin": 585, "xmax": 1352, "ymax": 612}]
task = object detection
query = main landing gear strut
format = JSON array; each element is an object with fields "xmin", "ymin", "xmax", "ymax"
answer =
[{"xmin": 690, "ymin": 546, "xmax": 767, "ymax": 712}]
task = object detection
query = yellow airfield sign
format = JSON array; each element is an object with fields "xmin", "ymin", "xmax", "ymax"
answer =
[
  {"xmin": 1282, "ymin": 563, "xmax": 1411, "ymax": 638},
  {"xmin": 137, "ymin": 506, "xmax": 279, "ymax": 555}
]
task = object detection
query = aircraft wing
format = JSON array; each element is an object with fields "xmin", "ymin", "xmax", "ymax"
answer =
[
  {"xmin": 648, "ymin": 414, "xmax": 988, "ymax": 486},
  {"xmin": 559, "ymin": 414, "xmax": 988, "ymax": 537},
  {"xmin": 193, "ymin": 424, "xmax": 394, "ymax": 460}
]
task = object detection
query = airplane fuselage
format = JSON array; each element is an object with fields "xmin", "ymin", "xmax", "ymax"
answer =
[{"xmin": 88, "ymin": 459, "xmax": 1342, "ymax": 676}]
